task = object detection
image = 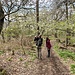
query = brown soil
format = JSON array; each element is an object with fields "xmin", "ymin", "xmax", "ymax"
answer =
[{"xmin": 0, "ymin": 40, "xmax": 71, "ymax": 75}]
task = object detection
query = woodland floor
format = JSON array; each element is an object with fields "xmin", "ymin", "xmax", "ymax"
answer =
[{"xmin": 0, "ymin": 40, "xmax": 73, "ymax": 75}]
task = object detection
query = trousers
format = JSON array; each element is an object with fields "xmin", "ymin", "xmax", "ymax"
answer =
[
  {"xmin": 47, "ymin": 48, "xmax": 50, "ymax": 57},
  {"xmin": 37, "ymin": 46, "xmax": 42, "ymax": 59}
]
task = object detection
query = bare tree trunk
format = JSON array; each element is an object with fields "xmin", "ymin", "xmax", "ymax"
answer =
[
  {"xmin": 66, "ymin": 28, "xmax": 71, "ymax": 46},
  {"xmin": 36, "ymin": 0, "xmax": 40, "ymax": 34},
  {"xmin": 0, "ymin": 1, "xmax": 4, "ymax": 34},
  {"xmin": 1, "ymin": 31, "xmax": 5, "ymax": 43},
  {"xmin": 8, "ymin": 14, "xmax": 10, "ymax": 26},
  {"xmin": 36, "ymin": 0, "xmax": 39, "ymax": 23},
  {"xmin": 65, "ymin": 0, "xmax": 69, "ymax": 46},
  {"xmin": 66, "ymin": 0, "xmax": 68, "ymax": 19},
  {"xmin": 66, "ymin": 28, "xmax": 69, "ymax": 46}
]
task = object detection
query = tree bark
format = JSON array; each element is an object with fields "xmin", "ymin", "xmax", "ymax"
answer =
[
  {"xmin": 36, "ymin": 0, "xmax": 40, "ymax": 34},
  {"xmin": 0, "ymin": 1, "xmax": 4, "ymax": 34},
  {"xmin": 65, "ymin": 0, "xmax": 69, "ymax": 46},
  {"xmin": 66, "ymin": 0, "xmax": 68, "ymax": 19},
  {"xmin": 36, "ymin": 0, "xmax": 39, "ymax": 23}
]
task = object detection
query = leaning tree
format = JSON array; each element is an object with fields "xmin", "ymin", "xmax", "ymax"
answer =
[
  {"xmin": 0, "ymin": 1, "xmax": 4, "ymax": 34},
  {"xmin": 0, "ymin": 0, "xmax": 30, "ymax": 33}
]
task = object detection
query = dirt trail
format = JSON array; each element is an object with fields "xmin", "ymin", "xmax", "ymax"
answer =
[
  {"xmin": 0, "ymin": 40, "xmax": 71, "ymax": 75},
  {"xmin": 36, "ymin": 41, "xmax": 71, "ymax": 75}
]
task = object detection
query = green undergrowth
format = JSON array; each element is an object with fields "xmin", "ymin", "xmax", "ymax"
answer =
[
  {"xmin": 58, "ymin": 50, "xmax": 75, "ymax": 61},
  {"xmin": 0, "ymin": 50, "xmax": 4, "ymax": 55},
  {"xmin": 54, "ymin": 43, "xmax": 75, "ymax": 74},
  {"xmin": 24, "ymin": 62, "xmax": 29, "ymax": 68},
  {"xmin": 53, "ymin": 43, "xmax": 75, "ymax": 61},
  {"xmin": 26, "ymin": 50, "xmax": 37, "ymax": 62},
  {"xmin": 0, "ymin": 69, "xmax": 7, "ymax": 75},
  {"xmin": 19, "ymin": 57, "xmax": 23, "ymax": 61},
  {"xmin": 70, "ymin": 37, "xmax": 75, "ymax": 45},
  {"xmin": 71, "ymin": 64, "xmax": 75, "ymax": 74},
  {"xmin": 24, "ymin": 50, "xmax": 37, "ymax": 68}
]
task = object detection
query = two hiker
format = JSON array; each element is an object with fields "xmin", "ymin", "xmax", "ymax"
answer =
[{"xmin": 34, "ymin": 33, "xmax": 52, "ymax": 59}]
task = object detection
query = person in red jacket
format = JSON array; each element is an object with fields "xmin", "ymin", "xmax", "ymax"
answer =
[{"xmin": 46, "ymin": 37, "xmax": 52, "ymax": 57}]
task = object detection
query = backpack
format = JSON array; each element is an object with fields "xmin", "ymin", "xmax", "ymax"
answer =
[{"xmin": 37, "ymin": 38, "xmax": 42, "ymax": 46}]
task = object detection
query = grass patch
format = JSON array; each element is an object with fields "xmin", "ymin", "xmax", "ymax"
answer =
[
  {"xmin": 24, "ymin": 62, "xmax": 29, "ymax": 67},
  {"xmin": 26, "ymin": 50, "xmax": 37, "ymax": 61},
  {"xmin": 71, "ymin": 64, "xmax": 75, "ymax": 74},
  {"xmin": 58, "ymin": 51, "xmax": 75, "ymax": 61},
  {"xmin": 19, "ymin": 57, "xmax": 23, "ymax": 61},
  {"xmin": 70, "ymin": 37, "xmax": 75, "ymax": 45},
  {"xmin": 54, "ymin": 43, "xmax": 75, "ymax": 74},
  {"xmin": 0, "ymin": 50, "xmax": 4, "ymax": 55},
  {"xmin": 53, "ymin": 43, "xmax": 59, "ymax": 51},
  {"xmin": 53, "ymin": 43, "xmax": 75, "ymax": 61},
  {"xmin": 30, "ymin": 54, "xmax": 37, "ymax": 62},
  {"xmin": 0, "ymin": 69, "xmax": 7, "ymax": 75}
]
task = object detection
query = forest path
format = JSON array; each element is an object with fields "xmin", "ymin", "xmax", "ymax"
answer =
[
  {"xmin": 0, "ymin": 40, "xmax": 71, "ymax": 75},
  {"xmin": 36, "ymin": 40, "xmax": 71, "ymax": 75}
]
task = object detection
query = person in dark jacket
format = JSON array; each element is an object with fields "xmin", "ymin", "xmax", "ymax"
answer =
[
  {"xmin": 34, "ymin": 33, "xmax": 40, "ymax": 46},
  {"xmin": 46, "ymin": 37, "xmax": 52, "ymax": 57},
  {"xmin": 34, "ymin": 34, "xmax": 43, "ymax": 59}
]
